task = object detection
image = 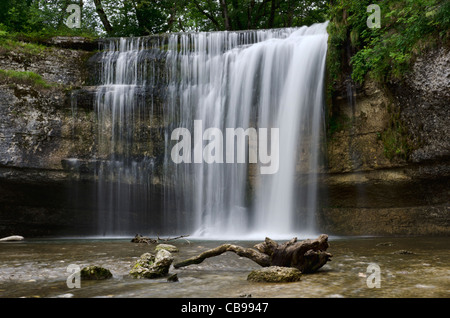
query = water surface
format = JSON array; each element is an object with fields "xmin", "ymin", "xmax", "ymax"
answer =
[{"xmin": 0, "ymin": 236, "xmax": 448, "ymax": 298}]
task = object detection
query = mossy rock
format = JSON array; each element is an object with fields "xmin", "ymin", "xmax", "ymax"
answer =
[
  {"xmin": 129, "ymin": 250, "xmax": 174, "ymax": 279},
  {"xmin": 80, "ymin": 266, "xmax": 112, "ymax": 280},
  {"xmin": 247, "ymin": 266, "xmax": 302, "ymax": 283},
  {"xmin": 155, "ymin": 244, "xmax": 179, "ymax": 253},
  {"xmin": 132, "ymin": 252, "xmax": 155, "ymax": 269}
]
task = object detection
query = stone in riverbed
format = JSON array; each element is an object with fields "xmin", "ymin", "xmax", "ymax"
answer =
[
  {"xmin": 376, "ymin": 242, "xmax": 394, "ymax": 247},
  {"xmin": 247, "ymin": 266, "xmax": 302, "ymax": 283},
  {"xmin": 155, "ymin": 244, "xmax": 179, "ymax": 253},
  {"xmin": 393, "ymin": 250, "xmax": 415, "ymax": 255},
  {"xmin": 167, "ymin": 273, "xmax": 179, "ymax": 282},
  {"xmin": 80, "ymin": 266, "xmax": 112, "ymax": 280},
  {"xmin": 129, "ymin": 250, "xmax": 174, "ymax": 279},
  {"xmin": 0, "ymin": 236, "xmax": 24, "ymax": 242}
]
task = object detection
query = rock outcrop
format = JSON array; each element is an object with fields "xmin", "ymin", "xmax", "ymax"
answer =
[
  {"xmin": 0, "ymin": 36, "xmax": 448, "ymax": 237},
  {"xmin": 129, "ymin": 250, "xmax": 174, "ymax": 279},
  {"xmin": 319, "ymin": 46, "xmax": 450, "ymax": 236}
]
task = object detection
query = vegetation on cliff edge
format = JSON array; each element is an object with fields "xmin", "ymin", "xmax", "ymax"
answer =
[
  {"xmin": 327, "ymin": 0, "xmax": 450, "ymax": 88},
  {"xmin": 326, "ymin": 0, "xmax": 449, "ymax": 162},
  {"xmin": 0, "ymin": 69, "xmax": 53, "ymax": 88}
]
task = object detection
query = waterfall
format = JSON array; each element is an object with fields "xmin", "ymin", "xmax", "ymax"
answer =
[{"xmin": 93, "ymin": 22, "xmax": 329, "ymax": 239}]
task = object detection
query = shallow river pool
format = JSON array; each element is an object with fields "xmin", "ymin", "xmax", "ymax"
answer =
[{"xmin": 0, "ymin": 236, "xmax": 449, "ymax": 298}]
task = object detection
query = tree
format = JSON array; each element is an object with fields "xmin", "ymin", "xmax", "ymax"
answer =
[
  {"xmin": 0, "ymin": 0, "xmax": 330, "ymax": 37},
  {"xmin": 219, "ymin": 0, "xmax": 231, "ymax": 30},
  {"xmin": 184, "ymin": 0, "xmax": 328, "ymax": 32},
  {"xmin": 93, "ymin": 0, "xmax": 113, "ymax": 33}
]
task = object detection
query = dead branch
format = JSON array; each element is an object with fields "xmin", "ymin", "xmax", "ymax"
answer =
[
  {"xmin": 174, "ymin": 244, "xmax": 271, "ymax": 268},
  {"xmin": 173, "ymin": 234, "xmax": 332, "ymax": 273}
]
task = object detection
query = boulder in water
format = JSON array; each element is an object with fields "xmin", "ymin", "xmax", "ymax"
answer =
[
  {"xmin": 80, "ymin": 266, "xmax": 112, "ymax": 280},
  {"xmin": 130, "ymin": 250, "xmax": 174, "ymax": 279},
  {"xmin": 247, "ymin": 266, "xmax": 302, "ymax": 283},
  {"xmin": 155, "ymin": 243, "xmax": 179, "ymax": 253},
  {"xmin": 0, "ymin": 235, "xmax": 24, "ymax": 242},
  {"xmin": 167, "ymin": 273, "xmax": 179, "ymax": 282},
  {"xmin": 393, "ymin": 250, "xmax": 415, "ymax": 255}
]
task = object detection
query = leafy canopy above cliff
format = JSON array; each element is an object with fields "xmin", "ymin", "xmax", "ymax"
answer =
[
  {"xmin": 0, "ymin": 0, "xmax": 329, "ymax": 38},
  {"xmin": 328, "ymin": 0, "xmax": 450, "ymax": 85}
]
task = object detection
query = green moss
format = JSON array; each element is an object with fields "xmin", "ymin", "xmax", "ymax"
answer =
[
  {"xmin": 380, "ymin": 111, "xmax": 412, "ymax": 161},
  {"xmin": 129, "ymin": 251, "xmax": 173, "ymax": 279},
  {"xmin": 326, "ymin": 16, "xmax": 348, "ymax": 104},
  {"xmin": 327, "ymin": 113, "xmax": 352, "ymax": 139},
  {"xmin": 80, "ymin": 266, "xmax": 112, "ymax": 280},
  {"xmin": 0, "ymin": 69, "xmax": 53, "ymax": 88}
]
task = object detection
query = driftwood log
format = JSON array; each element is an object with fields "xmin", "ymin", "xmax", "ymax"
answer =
[
  {"xmin": 131, "ymin": 234, "xmax": 189, "ymax": 244},
  {"xmin": 174, "ymin": 234, "xmax": 332, "ymax": 273}
]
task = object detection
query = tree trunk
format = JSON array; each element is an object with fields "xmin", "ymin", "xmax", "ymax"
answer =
[
  {"xmin": 93, "ymin": 0, "xmax": 113, "ymax": 34},
  {"xmin": 247, "ymin": 0, "xmax": 258, "ymax": 29},
  {"xmin": 230, "ymin": 0, "xmax": 243, "ymax": 30},
  {"xmin": 174, "ymin": 234, "xmax": 332, "ymax": 273},
  {"xmin": 219, "ymin": 0, "xmax": 232, "ymax": 31},
  {"xmin": 268, "ymin": 0, "xmax": 277, "ymax": 28}
]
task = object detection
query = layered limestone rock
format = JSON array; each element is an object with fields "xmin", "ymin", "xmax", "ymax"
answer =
[
  {"xmin": 0, "ymin": 37, "xmax": 170, "ymax": 237},
  {"xmin": 319, "ymin": 46, "xmax": 450, "ymax": 235},
  {"xmin": 0, "ymin": 38, "xmax": 99, "ymax": 237},
  {"xmin": 0, "ymin": 36, "xmax": 448, "ymax": 237}
]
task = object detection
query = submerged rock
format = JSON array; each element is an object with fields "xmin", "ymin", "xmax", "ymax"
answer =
[
  {"xmin": 155, "ymin": 244, "xmax": 179, "ymax": 253},
  {"xmin": 129, "ymin": 250, "xmax": 174, "ymax": 279},
  {"xmin": 80, "ymin": 266, "xmax": 112, "ymax": 280},
  {"xmin": 167, "ymin": 273, "xmax": 179, "ymax": 282},
  {"xmin": 247, "ymin": 266, "xmax": 302, "ymax": 283},
  {"xmin": 393, "ymin": 250, "xmax": 415, "ymax": 255},
  {"xmin": 376, "ymin": 242, "xmax": 394, "ymax": 247}
]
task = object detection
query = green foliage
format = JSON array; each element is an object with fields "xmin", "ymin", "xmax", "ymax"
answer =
[
  {"xmin": 0, "ymin": 1, "xmax": 329, "ymax": 38},
  {"xmin": 327, "ymin": 0, "xmax": 450, "ymax": 86},
  {"xmin": 0, "ymin": 36, "xmax": 47, "ymax": 56},
  {"xmin": 325, "ymin": 8, "xmax": 348, "ymax": 94},
  {"xmin": 0, "ymin": 69, "xmax": 53, "ymax": 88},
  {"xmin": 0, "ymin": 0, "xmax": 99, "ymax": 38}
]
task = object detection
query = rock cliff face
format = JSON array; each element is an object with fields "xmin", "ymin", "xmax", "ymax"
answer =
[
  {"xmin": 0, "ymin": 43, "xmax": 95, "ymax": 169},
  {"xmin": 0, "ymin": 39, "xmax": 99, "ymax": 237},
  {"xmin": 0, "ymin": 38, "xmax": 170, "ymax": 237},
  {"xmin": 318, "ymin": 46, "xmax": 450, "ymax": 236},
  {"xmin": 0, "ymin": 37, "xmax": 448, "ymax": 237},
  {"xmin": 394, "ymin": 47, "xmax": 450, "ymax": 163}
]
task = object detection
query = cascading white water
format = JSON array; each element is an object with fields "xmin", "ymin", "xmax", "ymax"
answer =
[
  {"xmin": 94, "ymin": 22, "xmax": 329, "ymax": 239},
  {"xmin": 95, "ymin": 38, "xmax": 162, "ymax": 236},
  {"xmin": 253, "ymin": 24, "xmax": 329, "ymax": 238}
]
